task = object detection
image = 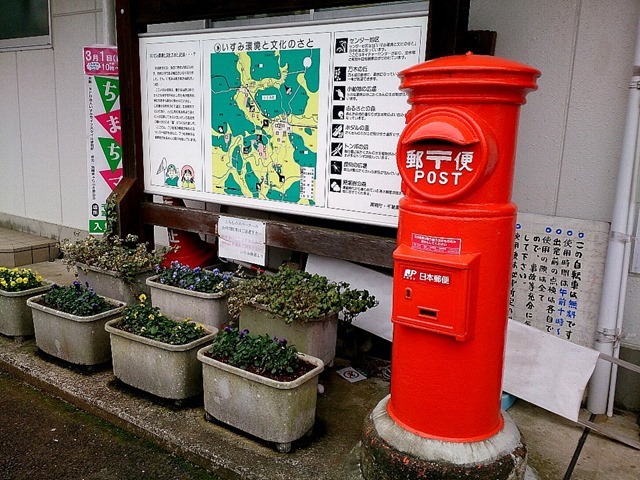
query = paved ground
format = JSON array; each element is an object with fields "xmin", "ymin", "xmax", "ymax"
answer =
[
  {"xmin": 0, "ymin": 370, "xmax": 219, "ymax": 480},
  {"xmin": 1, "ymin": 260, "xmax": 639, "ymax": 479}
]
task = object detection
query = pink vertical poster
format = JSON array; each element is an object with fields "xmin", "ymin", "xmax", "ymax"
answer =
[{"xmin": 84, "ymin": 46, "xmax": 121, "ymax": 234}]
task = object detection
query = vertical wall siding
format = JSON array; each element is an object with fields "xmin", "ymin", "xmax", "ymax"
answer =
[
  {"xmin": 53, "ymin": 12, "xmax": 98, "ymax": 228},
  {"xmin": 0, "ymin": 0, "xmax": 99, "ymax": 230},
  {"xmin": 0, "ymin": 53, "xmax": 25, "ymax": 217},
  {"xmin": 17, "ymin": 48, "xmax": 61, "ymax": 223}
]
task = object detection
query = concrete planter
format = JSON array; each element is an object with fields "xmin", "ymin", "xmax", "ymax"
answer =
[
  {"xmin": 197, "ymin": 345, "xmax": 324, "ymax": 453},
  {"xmin": 105, "ymin": 318, "xmax": 216, "ymax": 401},
  {"xmin": 0, "ymin": 282, "xmax": 53, "ymax": 337},
  {"xmin": 239, "ymin": 304, "xmax": 338, "ymax": 366},
  {"xmin": 146, "ymin": 275, "xmax": 228, "ymax": 330},
  {"xmin": 27, "ymin": 294, "xmax": 125, "ymax": 366},
  {"xmin": 76, "ymin": 263, "xmax": 152, "ymax": 305}
]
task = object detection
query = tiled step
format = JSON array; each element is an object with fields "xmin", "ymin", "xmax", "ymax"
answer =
[{"xmin": 0, "ymin": 228, "xmax": 59, "ymax": 267}]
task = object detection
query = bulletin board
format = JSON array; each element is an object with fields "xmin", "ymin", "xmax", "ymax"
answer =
[
  {"xmin": 138, "ymin": 14, "xmax": 427, "ymax": 227},
  {"xmin": 509, "ymin": 212, "xmax": 610, "ymax": 348}
]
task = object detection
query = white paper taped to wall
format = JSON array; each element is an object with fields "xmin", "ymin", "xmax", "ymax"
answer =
[{"xmin": 503, "ymin": 319, "xmax": 599, "ymax": 422}]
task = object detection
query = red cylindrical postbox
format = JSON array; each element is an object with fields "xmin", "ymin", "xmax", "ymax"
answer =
[{"xmin": 387, "ymin": 53, "xmax": 539, "ymax": 442}]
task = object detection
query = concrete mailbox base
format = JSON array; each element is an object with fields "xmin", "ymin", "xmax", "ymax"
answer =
[{"xmin": 360, "ymin": 395, "xmax": 537, "ymax": 480}]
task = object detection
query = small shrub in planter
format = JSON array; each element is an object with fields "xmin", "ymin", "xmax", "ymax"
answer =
[
  {"xmin": 27, "ymin": 281, "xmax": 125, "ymax": 366},
  {"xmin": 59, "ymin": 197, "xmax": 174, "ymax": 303},
  {"xmin": 147, "ymin": 262, "xmax": 235, "ymax": 329},
  {"xmin": 115, "ymin": 294, "xmax": 208, "ymax": 345},
  {"xmin": 105, "ymin": 294, "xmax": 216, "ymax": 401},
  {"xmin": 154, "ymin": 261, "xmax": 234, "ymax": 294},
  {"xmin": 228, "ymin": 267, "xmax": 378, "ymax": 365},
  {"xmin": 198, "ymin": 327, "xmax": 324, "ymax": 452},
  {"xmin": 0, "ymin": 267, "xmax": 45, "ymax": 292},
  {"xmin": 40, "ymin": 280, "xmax": 120, "ymax": 316},
  {"xmin": 0, "ymin": 267, "xmax": 52, "ymax": 337},
  {"xmin": 227, "ymin": 266, "xmax": 378, "ymax": 325},
  {"xmin": 206, "ymin": 326, "xmax": 314, "ymax": 380}
]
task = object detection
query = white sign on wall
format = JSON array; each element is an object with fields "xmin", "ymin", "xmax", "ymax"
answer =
[
  {"xmin": 509, "ymin": 212, "xmax": 610, "ymax": 348},
  {"xmin": 139, "ymin": 15, "xmax": 427, "ymax": 227},
  {"xmin": 218, "ymin": 216, "xmax": 266, "ymax": 266}
]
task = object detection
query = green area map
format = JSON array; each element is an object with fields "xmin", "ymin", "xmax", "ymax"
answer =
[{"xmin": 210, "ymin": 49, "xmax": 320, "ymax": 204}]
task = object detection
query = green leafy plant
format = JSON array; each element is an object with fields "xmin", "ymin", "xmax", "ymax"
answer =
[
  {"xmin": 116, "ymin": 294, "xmax": 208, "ymax": 345},
  {"xmin": 208, "ymin": 326, "xmax": 300, "ymax": 376},
  {"xmin": 59, "ymin": 198, "xmax": 173, "ymax": 284},
  {"xmin": 60, "ymin": 233, "xmax": 171, "ymax": 284},
  {"xmin": 227, "ymin": 266, "xmax": 378, "ymax": 325},
  {"xmin": 0, "ymin": 267, "xmax": 44, "ymax": 292},
  {"xmin": 40, "ymin": 280, "xmax": 121, "ymax": 316},
  {"xmin": 153, "ymin": 261, "xmax": 233, "ymax": 294}
]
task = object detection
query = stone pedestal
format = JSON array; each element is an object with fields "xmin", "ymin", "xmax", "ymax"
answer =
[{"xmin": 360, "ymin": 395, "xmax": 538, "ymax": 480}]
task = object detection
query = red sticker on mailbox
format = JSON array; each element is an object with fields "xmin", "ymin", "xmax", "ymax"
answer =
[{"xmin": 411, "ymin": 233, "xmax": 461, "ymax": 255}]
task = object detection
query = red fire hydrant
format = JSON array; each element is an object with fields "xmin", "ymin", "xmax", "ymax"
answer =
[{"xmin": 360, "ymin": 53, "xmax": 539, "ymax": 480}]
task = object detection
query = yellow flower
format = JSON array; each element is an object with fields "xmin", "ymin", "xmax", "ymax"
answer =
[
  {"xmin": 139, "ymin": 294, "xmax": 147, "ymax": 303},
  {"xmin": 36, "ymin": 275, "xmax": 43, "ymax": 282},
  {"xmin": 10, "ymin": 281, "xmax": 16, "ymax": 287},
  {"xmin": 149, "ymin": 314, "xmax": 155, "ymax": 320}
]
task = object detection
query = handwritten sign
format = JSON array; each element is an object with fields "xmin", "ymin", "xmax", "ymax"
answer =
[
  {"xmin": 509, "ymin": 212, "xmax": 609, "ymax": 348},
  {"xmin": 217, "ymin": 216, "xmax": 266, "ymax": 266}
]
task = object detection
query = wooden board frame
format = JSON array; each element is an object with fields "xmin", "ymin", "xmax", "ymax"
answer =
[{"xmin": 113, "ymin": 0, "xmax": 493, "ymax": 269}]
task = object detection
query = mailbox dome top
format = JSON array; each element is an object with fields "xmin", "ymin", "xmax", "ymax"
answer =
[{"xmin": 399, "ymin": 53, "xmax": 540, "ymax": 105}]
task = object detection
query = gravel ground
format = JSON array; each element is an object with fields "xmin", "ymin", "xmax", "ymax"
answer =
[{"xmin": 0, "ymin": 370, "xmax": 220, "ymax": 480}]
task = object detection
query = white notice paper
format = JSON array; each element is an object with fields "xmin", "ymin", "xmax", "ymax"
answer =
[
  {"xmin": 217, "ymin": 216, "xmax": 266, "ymax": 266},
  {"xmin": 503, "ymin": 319, "xmax": 599, "ymax": 422}
]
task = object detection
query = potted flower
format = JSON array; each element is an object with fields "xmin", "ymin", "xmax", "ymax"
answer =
[
  {"xmin": 59, "ymin": 197, "xmax": 173, "ymax": 304},
  {"xmin": 0, "ymin": 266, "xmax": 52, "ymax": 337},
  {"xmin": 26, "ymin": 280, "xmax": 124, "ymax": 366},
  {"xmin": 227, "ymin": 267, "xmax": 378, "ymax": 366},
  {"xmin": 197, "ymin": 327, "xmax": 324, "ymax": 453},
  {"xmin": 104, "ymin": 294, "xmax": 216, "ymax": 402},
  {"xmin": 60, "ymin": 233, "xmax": 172, "ymax": 305},
  {"xmin": 146, "ymin": 261, "xmax": 234, "ymax": 330}
]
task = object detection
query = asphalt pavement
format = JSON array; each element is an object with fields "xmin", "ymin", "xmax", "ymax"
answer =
[{"xmin": 0, "ymin": 369, "xmax": 220, "ymax": 480}]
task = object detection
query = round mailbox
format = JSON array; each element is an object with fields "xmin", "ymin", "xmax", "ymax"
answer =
[{"xmin": 397, "ymin": 107, "xmax": 497, "ymax": 202}]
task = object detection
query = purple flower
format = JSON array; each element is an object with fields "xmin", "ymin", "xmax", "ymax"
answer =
[{"xmin": 239, "ymin": 328, "xmax": 250, "ymax": 338}]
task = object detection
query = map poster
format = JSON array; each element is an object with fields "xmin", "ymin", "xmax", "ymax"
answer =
[
  {"xmin": 139, "ymin": 15, "xmax": 427, "ymax": 227},
  {"xmin": 144, "ymin": 41, "xmax": 203, "ymax": 192},
  {"xmin": 203, "ymin": 32, "xmax": 331, "ymax": 208}
]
